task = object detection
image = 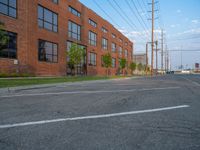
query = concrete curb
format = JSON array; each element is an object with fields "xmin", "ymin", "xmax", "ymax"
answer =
[{"xmin": 0, "ymin": 77, "xmax": 139, "ymax": 95}]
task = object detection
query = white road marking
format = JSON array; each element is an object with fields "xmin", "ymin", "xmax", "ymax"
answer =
[
  {"xmin": 0, "ymin": 86, "xmax": 180, "ymax": 98},
  {"xmin": 0, "ymin": 105, "xmax": 189, "ymax": 129},
  {"xmin": 181, "ymin": 77, "xmax": 200, "ymax": 86}
]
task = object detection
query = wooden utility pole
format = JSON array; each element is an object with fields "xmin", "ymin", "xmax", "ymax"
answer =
[
  {"xmin": 161, "ymin": 29, "xmax": 164, "ymax": 72},
  {"xmin": 146, "ymin": 43, "xmax": 148, "ymax": 75},
  {"xmin": 155, "ymin": 41, "xmax": 158, "ymax": 75},
  {"xmin": 151, "ymin": 0, "xmax": 154, "ymax": 76}
]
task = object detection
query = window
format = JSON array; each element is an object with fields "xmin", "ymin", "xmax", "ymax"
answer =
[
  {"xmin": 38, "ymin": 5, "xmax": 58, "ymax": 32},
  {"xmin": 125, "ymin": 49, "xmax": 128, "ymax": 58},
  {"xmin": 102, "ymin": 38, "xmax": 108, "ymax": 50},
  {"xmin": 0, "ymin": 31, "xmax": 17, "ymax": 59},
  {"xmin": 68, "ymin": 20, "xmax": 81, "ymax": 41},
  {"xmin": 112, "ymin": 58, "xmax": 116, "ymax": 68},
  {"xmin": 118, "ymin": 47, "xmax": 122, "ymax": 56},
  {"xmin": 88, "ymin": 31, "xmax": 97, "ymax": 46},
  {"xmin": 112, "ymin": 33, "xmax": 116, "ymax": 38},
  {"xmin": 111, "ymin": 42, "xmax": 116, "ymax": 52},
  {"xmin": 102, "ymin": 27, "xmax": 108, "ymax": 33},
  {"xmin": 38, "ymin": 40, "xmax": 58, "ymax": 63},
  {"xmin": 0, "ymin": 0, "xmax": 17, "ymax": 18},
  {"xmin": 125, "ymin": 42, "xmax": 128, "ymax": 46},
  {"xmin": 88, "ymin": 52, "xmax": 96, "ymax": 66},
  {"xmin": 68, "ymin": 6, "xmax": 80, "ymax": 17},
  {"xmin": 119, "ymin": 38, "xmax": 123, "ymax": 43},
  {"xmin": 52, "ymin": 0, "xmax": 59, "ymax": 4},
  {"xmin": 89, "ymin": 19, "xmax": 97, "ymax": 27}
]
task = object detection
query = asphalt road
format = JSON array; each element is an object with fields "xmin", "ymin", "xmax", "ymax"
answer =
[{"xmin": 0, "ymin": 74, "xmax": 200, "ymax": 150}]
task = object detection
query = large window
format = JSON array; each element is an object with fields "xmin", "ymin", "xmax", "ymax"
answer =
[
  {"xmin": 68, "ymin": 6, "xmax": 80, "ymax": 17},
  {"xmin": 111, "ymin": 42, "xmax": 116, "ymax": 52},
  {"xmin": 125, "ymin": 49, "xmax": 128, "ymax": 58},
  {"xmin": 88, "ymin": 31, "xmax": 96, "ymax": 46},
  {"xmin": 68, "ymin": 20, "xmax": 81, "ymax": 41},
  {"xmin": 88, "ymin": 52, "xmax": 96, "ymax": 66},
  {"xmin": 102, "ymin": 38, "xmax": 108, "ymax": 50},
  {"xmin": 0, "ymin": 31, "xmax": 17, "ymax": 59},
  {"xmin": 89, "ymin": 19, "xmax": 97, "ymax": 27},
  {"xmin": 118, "ymin": 46, "xmax": 122, "ymax": 56},
  {"xmin": 0, "ymin": 0, "xmax": 17, "ymax": 18},
  {"xmin": 112, "ymin": 58, "xmax": 116, "ymax": 68},
  {"xmin": 38, "ymin": 40, "xmax": 58, "ymax": 63},
  {"xmin": 38, "ymin": 5, "xmax": 58, "ymax": 32}
]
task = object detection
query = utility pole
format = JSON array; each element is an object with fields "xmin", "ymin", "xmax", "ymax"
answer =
[
  {"xmin": 146, "ymin": 43, "xmax": 148, "ymax": 75},
  {"xmin": 161, "ymin": 29, "xmax": 164, "ymax": 72},
  {"xmin": 155, "ymin": 41, "xmax": 158, "ymax": 75},
  {"xmin": 151, "ymin": 0, "xmax": 154, "ymax": 76},
  {"xmin": 181, "ymin": 46, "xmax": 183, "ymax": 71},
  {"xmin": 165, "ymin": 45, "xmax": 167, "ymax": 72}
]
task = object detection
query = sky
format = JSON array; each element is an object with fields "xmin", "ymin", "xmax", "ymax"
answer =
[{"xmin": 79, "ymin": 0, "xmax": 200, "ymax": 70}]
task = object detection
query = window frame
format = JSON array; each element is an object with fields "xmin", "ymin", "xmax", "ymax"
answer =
[
  {"xmin": 88, "ymin": 19, "xmax": 97, "ymax": 28},
  {"xmin": 68, "ymin": 6, "xmax": 81, "ymax": 17},
  {"xmin": 0, "ymin": 0, "xmax": 17, "ymax": 18},
  {"xmin": 102, "ymin": 38, "xmax": 108, "ymax": 50},
  {"xmin": 0, "ymin": 30, "xmax": 17, "ymax": 59},
  {"xmin": 38, "ymin": 39, "xmax": 58, "ymax": 63},
  {"xmin": 68, "ymin": 20, "xmax": 81, "ymax": 41},
  {"xmin": 118, "ymin": 46, "xmax": 122, "ymax": 56},
  {"xmin": 88, "ymin": 31, "xmax": 97, "ymax": 46},
  {"xmin": 88, "ymin": 52, "xmax": 96, "ymax": 66},
  {"xmin": 111, "ymin": 42, "xmax": 116, "ymax": 52},
  {"xmin": 112, "ymin": 58, "xmax": 116, "ymax": 68},
  {"xmin": 38, "ymin": 5, "xmax": 58, "ymax": 33}
]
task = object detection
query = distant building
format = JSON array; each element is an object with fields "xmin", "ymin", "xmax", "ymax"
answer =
[{"xmin": 133, "ymin": 54, "xmax": 146, "ymax": 65}]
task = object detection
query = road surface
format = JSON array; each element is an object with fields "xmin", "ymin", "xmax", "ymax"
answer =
[{"xmin": 0, "ymin": 74, "xmax": 200, "ymax": 150}]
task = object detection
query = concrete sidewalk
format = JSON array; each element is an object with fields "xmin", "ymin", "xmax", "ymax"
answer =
[{"xmin": 0, "ymin": 77, "xmax": 137, "ymax": 95}]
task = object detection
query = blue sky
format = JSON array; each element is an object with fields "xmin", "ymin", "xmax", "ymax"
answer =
[{"xmin": 79, "ymin": 0, "xmax": 200, "ymax": 70}]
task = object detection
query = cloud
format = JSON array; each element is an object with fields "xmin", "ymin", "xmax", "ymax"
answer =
[
  {"xmin": 176, "ymin": 9, "xmax": 181, "ymax": 13},
  {"xmin": 191, "ymin": 19, "xmax": 199, "ymax": 24},
  {"xmin": 170, "ymin": 24, "xmax": 180, "ymax": 28}
]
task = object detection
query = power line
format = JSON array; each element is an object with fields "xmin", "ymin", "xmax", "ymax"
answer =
[
  {"xmin": 124, "ymin": 0, "xmax": 150, "ymax": 40},
  {"xmin": 107, "ymin": 0, "xmax": 147, "ymax": 41},
  {"xmin": 130, "ymin": 0, "xmax": 151, "ymax": 31},
  {"xmin": 93, "ymin": 0, "xmax": 121, "ymax": 28}
]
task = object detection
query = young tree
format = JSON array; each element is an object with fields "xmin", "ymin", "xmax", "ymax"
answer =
[
  {"xmin": 0, "ymin": 22, "xmax": 9, "ymax": 50},
  {"xmin": 129, "ymin": 62, "xmax": 137, "ymax": 75},
  {"xmin": 67, "ymin": 43, "xmax": 85, "ymax": 76},
  {"xmin": 102, "ymin": 53, "xmax": 112, "ymax": 76},
  {"xmin": 119, "ymin": 58, "xmax": 127, "ymax": 76},
  {"xmin": 137, "ymin": 63, "xmax": 143, "ymax": 72}
]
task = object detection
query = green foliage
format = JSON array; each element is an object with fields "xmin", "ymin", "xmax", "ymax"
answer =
[
  {"xmin": 119, "ymin": 58, "xmax": 127, "ymax": 69},
  {"xmin": 129, "ymin": 62, "xmax": 137, "ymax": 72},
  {"xmin": 67, "ymin": 43, "xmax": 85, "ymax": 66},
  {"xmin": 0, "ymin": 23, "xmax": 9, "ymax": 50},
  {"xmin": 137, "ymin": 63, "xmax": 144, "ymax": 71},
  {"xmin": 102, "ymin": 53, "xmax": 112, "ymax": 68}
]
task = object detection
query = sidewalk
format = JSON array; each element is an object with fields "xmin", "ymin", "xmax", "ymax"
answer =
[{"xmin": 0, "ymin": 77, "xmax": 137, "ymax": 95}]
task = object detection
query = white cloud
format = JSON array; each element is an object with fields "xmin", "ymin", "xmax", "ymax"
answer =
[{"xmin": 191, "ymin": 19, "xmax": 199, "ymax": 24}]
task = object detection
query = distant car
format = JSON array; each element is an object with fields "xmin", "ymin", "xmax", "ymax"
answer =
[{"xmin": 166, "ymin": 71, "xmax": 174, "ymax": 74}]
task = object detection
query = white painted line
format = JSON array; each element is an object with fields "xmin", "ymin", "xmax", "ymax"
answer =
[
  {"xmin": 181, "ymin": 77, "xmax": 200, "ymax": 86},
  {"xmin": 0, "ymin": 86, "xmax": 180, "ymax": 98},
  {"xmin": 0, "ymin": 105, "xmax": 189, "ymax": 129}
]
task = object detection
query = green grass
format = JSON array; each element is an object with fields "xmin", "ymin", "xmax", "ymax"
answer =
[{"xmin": 0, "ymin": 76, "xmax": 128, "ymax": 88}]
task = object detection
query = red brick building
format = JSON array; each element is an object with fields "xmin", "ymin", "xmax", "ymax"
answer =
[{"xmin": 0, "ymin": 0, "xmax": 133, "ymax": 76}]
